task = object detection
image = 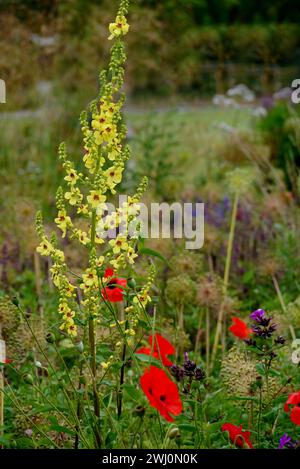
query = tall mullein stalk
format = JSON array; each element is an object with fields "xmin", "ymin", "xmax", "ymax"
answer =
[
  {"xmin": 211, "ymin": 192, "xmax": 238, "ymax": 369},
  {"xmin": 35, "ymin": 0, "xmax": 157, "ymax": 448},
  {"xmin": 89, "ymin": 209, "xmax": 101, "ymax": 448},
  {"xmin": 117, "ymin": 302, "xmax": 126, "ymax": 419}
]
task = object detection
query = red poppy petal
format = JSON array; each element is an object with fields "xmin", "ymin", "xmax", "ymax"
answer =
[
  {"xmin": 150, "ymin": 333, "xmax": 175, "ymax": 356},
  {"xmin": 136, "ymin": 347, "xmax": 151, "ymax": 356},
  {"xmin": 104, "ymin": 268, "xmax": 114, "ymax": 278},
  {"xmin": 290, "ymin": 405, "xmax": 300, "ymax": 426}
]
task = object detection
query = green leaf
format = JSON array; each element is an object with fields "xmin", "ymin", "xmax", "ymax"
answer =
[
  {"xmin": 49, "ymin": 424, "xmax": 75, "ymax": 436},
  {"xmin": 178, "ymin": 424, "xmax": 196, "ymax": 433},
  {"xmin": 138, "ymin": 247, "xmax": 168, "ymax": 264},
  {"xmin": 256, "ymin": 363, "xmax": 266, "ymax": 376},
  {"xmin": 135, "ymin": 353, "xmax": 161, "ymax": 365},
  {"xmin": 123, "ymin": 384, "xmax": 140, "ymax": 401}
]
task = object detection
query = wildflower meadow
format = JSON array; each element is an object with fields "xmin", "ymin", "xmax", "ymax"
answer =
[{"xmin": 1, "ymin": 0, "xmax": 300, "ymax": 460}]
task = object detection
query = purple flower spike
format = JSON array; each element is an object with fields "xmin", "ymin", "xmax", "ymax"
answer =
[
  {"xmin": 279, "ymin": 434, "xmax": 292, "ymax": 449},
  {"xmin": 250, "ymin": 309, "xmax": 265, "ymax": 322}
]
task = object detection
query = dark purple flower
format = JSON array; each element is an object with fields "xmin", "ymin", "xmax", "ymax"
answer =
[
  {"xmin": 278, "ymin": 433, "xmax": 298, "ymax": 449},
  {"xmin": 250, "ymin": 309, "xmax": 265, "ymax": 322}
]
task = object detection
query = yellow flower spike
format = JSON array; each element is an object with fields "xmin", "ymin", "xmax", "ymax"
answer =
[
  {"xmin": 55, "ymin": 209, "xmax": 72, "ymax": 238},
  {"xmin": 63, "ymin": 310, "xmax": 75, "ymax": 321},
  {"xmin": 87, "ymin": 190, "xmax": 106, "ymax": 209},
  {"xmin": 64, "ymin": 168, "xmax": 79, "ymax": 185},
  {"xmin": 37, "ymin": 238, "xmax": 53, "ymax": 256},
  {"xmin": 108, "ymin": 15, "xmax": 129, "ymax": 40},
  {"xmin": 65, "ymin": 187, "xmax": 83, "ymax": 206}
]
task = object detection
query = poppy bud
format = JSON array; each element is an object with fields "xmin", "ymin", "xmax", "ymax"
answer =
[
  {"xmin": 23, "ymin": 373, "xmax": 34, "ymax": 385},
  {"xmin": 46, "ymin": 332, "xmax": 55, "ymax": 343},
  {"xmin": 167, "ymin": 427, "xmax": 180, "ymax": 440},
  {"xmin": 133, "ymin": 405, "xmax": 145, "ymax": 417},
  {"xmin": 35, "ymin": 361, "xmax": 42, "ymax": 368},
  {"xmin": 127, "ymin": 277, "xmax": 136, "ymax": 289}
]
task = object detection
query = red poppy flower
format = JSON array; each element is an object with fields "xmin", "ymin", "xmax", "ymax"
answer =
[
  {"xmin": 136, "ymin": 333, "xmax": 175, "ymax": 366},
  {"xmin": 222, "ymin": 423, "xmax": 253, "ymax": 449},
  {"xmin": 140, "ymin": 366, "xmax": 182, "ymax": 422},
  {"xmin": 0, "ymin": 358, "xmax": 12, "ymax": 365},
  {"xmin": 101, "ymin": 268, "xmax": 127, "ymax": 303},
  {"xmin": 284, "ymin": 391, "xmax": 300, "ymax": 425},
  {"xmin": 229, "ymin": 317, "xmax": 251, "ymax": 340}
]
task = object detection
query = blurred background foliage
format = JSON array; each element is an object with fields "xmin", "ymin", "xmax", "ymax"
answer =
[{"xmin": 1, "ymin": 0, "xmax": 300, "ymax": 110}]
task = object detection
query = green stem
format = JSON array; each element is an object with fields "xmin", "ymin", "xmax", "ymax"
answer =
[
  {"xmin": 211, "ymin": 192, "xmax": 238, "ymax": 369},
  {"xmin": 89, "ymin": 208, "xmax": 101, "ymax": 448}
]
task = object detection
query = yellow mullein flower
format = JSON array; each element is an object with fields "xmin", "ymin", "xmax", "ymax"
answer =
[
  {"xmin": 133, "ymin": 291, "xmax": 151, "ymax": 308},
  {"xmin": 50, "ymin": 264, "xmax": 61, "ymax": 287},
  {"xmin": 127, "ymin": 246, "xmax": 138, "ymax": 264},
  {"xmin": 94, "ymin": 124, "xmax": 117, "ymax": 145},
  {"xmin": 95, "ymin": 233, "xmax": 105, "ymax": 245},
  {"xmin": 96, "ymin": 255, "xmax": 105, "ymax": 267},
  {"xmin": 65, "ymin": 187, "xmax": 83, "ymax": 206},
  {"xmin": 65, "ymin": 282, "xmax": 75, "ymax": 297},
  {"xmin": 74, "ymin": 229, "xmax": 90, "ymax": 245},
  {"xmin": 63, "ymin": 309, "xmax": 75, "ymax": 321},
  {"xmin": 67, "ymin": 323, "xmax": 77, "ymax": 337},
  {"xmin": 108, "ymin": 15, "xmax": 129, "ymax": 40},
  {"xmin": 64, "ymin": 168, "xmax": 79, "ymax": 185},
  {"xmin": 87, "ymin": 190, "xmax": 106, "ymax": 209},
  {"xmin": 91, "ymin": 112, "xmax": 112, "ymax": 131},
  {"xmin": 37, "ymin": 238, "xmax": 53, "ymax": 256},
  {"xmin": 96, "ymin": 202, "xmax": 107, "ymax": 217},
  {"xmin": 58, "ymin": 302, "xmax": 70, "ymax": 315},
  {"xmin": 101, "ymin": 361, "xmax": 110, "ymax": 369},
  {"xmin": 77, "ymin": 204, "xmax": 89, "ymax": 215},
  {"xmin": 53, "ymin": 249, "xmax": 65, "ymax": 263},
  {"xmin": 123, "ymin": 196, "xmax": 140, "ymax": 216},
  {"xmin": 83, "ymin": 151, "xmax": 96, "ymax": 173},
  {"xmin": 109, "ymin": 236, "xmax": 128, "ymax": 254},
  {"xmin": 107, "ymin": 143, "xmax": 122, "ymax": 161},
  {"xmin": 55, "ymin": 210, "xmax": 72, "ymax": 238},
  {"xmin": 110, "ymin": 255, "xmax": 123, "ymax": 271},
  {"xmin": 81, "ymin": 268, "xmax": 98, "ymax": 288},
  {"xmin": 106, "ymin": 166, "xmax": 123, "ymax": 192}
]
